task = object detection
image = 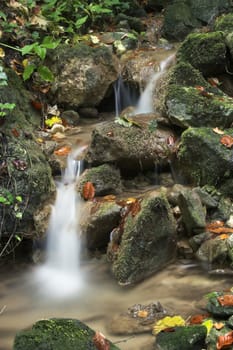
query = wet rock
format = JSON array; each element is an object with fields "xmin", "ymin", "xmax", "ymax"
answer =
[
  {"xmin": 196, "ymin": 235, "xmax": 229, "ymax": 266},
  {"xmin": 189, "ymin": 232, "xmax": 212, "ymax": 252},
  {"xmin": 13, "ymin": 318, "xmax": 120, "ymax": 350},
  {"xmin": 77, "ymin": 164, "xmax": 122, "ymax": 196},
  {"xmin": 61, "ymin": 110, "xmax": 80, "ymax": 126},
  {"xmin": 108, "ymin": 302, "xmax": 168, "ymax": 335},
  {"xmin": 85, "ymin": 118, "xmax": 177, "ymax": 175},
  {"xmin": 108, "ymin": 190, "xmax": 177, "ymax": 285},
  {"xmin": 178, "ymin": 189, "xmax": 206, "ymax": 235},
  {"xmin": 205, "ymin": 292, "xmax": 233, "ymax": 317},
  {"xmin": 80, "ymin": 200, "xmax": 121, "ymax": 251},
  {"xmin": 192, "ymin": 187, "xmax": 219, "ymax": 208},
  {"xmin": 154, "ymin": 325, "xmax": 207, "ymax": 350},
  {"xmin": 177, "ymin": 127, "xmax": 233, "ymax": 195},
  {"xmin": 78, "ymin": 107, "xmax": 98, "ymax": 119},
  {"xmin": 33, "ymin": 204, "xmax": 52, "ymax": 238},
  {"xmin": 48, "ymin": 44, "xmax": 120, "ymax": 108}
]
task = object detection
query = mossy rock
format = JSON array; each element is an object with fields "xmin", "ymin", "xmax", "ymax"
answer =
[
  {"xmin": 177, "ymin": 127, "xmax": 233, "ymax": 195},
  {"xmin": 111, "ymin": 191, "xmax": 177, "ymax": 285},
  {"xmin": 154, "ymin": 325, "xmax": 207, "ymax": 350},
  {"xmin": 214, "ymin": 13, "xmax": 233, "ymax": 32},
  {"xmin": 177, "ymin": 31, "xmax": 226, "ymax": 76},
  {"xmin": 13, "ymin": 318, "xmax": 121, "ymax": 350},
  {"xmin": 206, "ymin": 292, "xmax": 233, "ymax": 317}
]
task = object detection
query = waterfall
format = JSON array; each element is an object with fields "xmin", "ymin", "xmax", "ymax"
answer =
[
  {"xmin": 34, "ymin": 147, "xmax": 86, "ymax": 299},
  {"xmin": 114, "ymin": 76, "xmax": 137, "ymax": 117},
  {"xmin": 135, "ymin": 54, "xmax": 175, "ymax": 115}
]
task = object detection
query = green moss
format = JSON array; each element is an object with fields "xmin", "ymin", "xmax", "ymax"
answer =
[
  {"xmin": 214, "ymin": 13, "xmax": 233, "ymax": 32},
  {"xmin": 176, "ymin": 31, "xmax": 226, "ymax": 75},
  {"xmin": 14, "ymin": 318, "xmax": 121, "ymax": 350}
]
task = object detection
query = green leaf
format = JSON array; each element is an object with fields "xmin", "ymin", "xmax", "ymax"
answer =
[
  {"xmin": 16, "ymin": 196, "xmax": 22, "ymax": 202},
  {"xmin": 90, "ymin": 5, "xmax": 112, "ymax": 14},
  {"xmin": 15, "ymin": 234, "xmax": 22, "ymax": 240},
  {"xmin": 34, "ymin": 45, "xmax": 46, "ymax": 60},
  {"xmin": 75, "ymin": 15, "xmax": 88, "ymax": 28},
  {"xmin": 0, "ymin": 11, "xmax": 7, "ymax": 21},
  {"xmin": 21, "ymin": 43, "xmax": 37, "ymax": 55},
  {"xmin": 0, "ymin": 196, "xmax": 8, "ymax": 204},
  {"xmin": 42, "ymin": 36, "xmax": 60, "ymax": 49},
  {"xmin": 37, "ymin": 65, "xmax": 54, "ymax": 82},
  {"xmin": 115, "ymin": 116, "xmax": 132, "ymax": 127},
  {"xmin": 23, "ymin": 63, "xmax": 36, "ymax": 81}
]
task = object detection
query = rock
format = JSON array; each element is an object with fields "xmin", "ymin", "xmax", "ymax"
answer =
[
  {"xmin": 78, "ymin": 107, "xmax": 98, "ymax": 119},
  {"xmin": 178, "ymin": 189, "xmax": 206, "ymax": 235},
  {"xmin": 195, "ymin": 235, "xmax": 230, "ymax": 267},
  {"xmin": 77, "ymin": 164, "xmax": 122, "ymax": 196},
  {"xmin": 214, "ymin": 13, "xmax": 233, "ymax": 32},
  {"xmin": 164, "ymin": 62, "xmax": 233, "ymax": 129},
  {"xmin": 33, "ymin": 204, "xmax": 52, "ymax": 238},
  {"xmin": 80, "ymin": 200, "xmax": 121, "ymax": 250},
  {"xmin": 61, "ymin": 110, "xmax": 80, "ymax": 126},
  {"xmin": 177, "ymin": 127, "xmax": 233, "ymax": 195},
  {"xmin": 85, "ymin": 118, "xmax": 177, "ymax": 175},
  {"xmin": 13, "ymin": 318, "xmax": 120, "ymax": 350},
  {"xmin": 48, "ymin": 43, "xmax": 120, "ymax": 108},
  {"xmin": 154, "ymin": 325, "xmax": 207, "ymax": 350},
  {"xmin": 107, "ymin": 302, "xmax": 168, "ymax": 335},
  {"xmin": 176, "ymin": 31, "xmax": 226, "ymax": 76},
  {"xmin": 205, "ymin": 292, "xmax": 233, "ymax": 317},
  {"xmin": 108, "ymin": 190, "xmax": 177, "ymax": 285}
]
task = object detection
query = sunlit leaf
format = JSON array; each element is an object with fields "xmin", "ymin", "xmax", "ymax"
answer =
[
  {"xmin": 152, "ymin": 316, "xmax": 185, "ymax": 335},
  {"xmin": 23, "ymin": 63, "xmax": 36, "ymax": 80},
  {"xmin": 202, "ymin": 319, "xmax": 213, "ymax": 335}
]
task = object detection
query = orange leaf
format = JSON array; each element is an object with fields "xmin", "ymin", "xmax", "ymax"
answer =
[
  {"xmin": 11, "ymin": 128, "xmax": 20, "ymax": 137},
  {"xmin": 82, "ymin": 181, "xmax": 95, "ymax": 201},
  {"xmin": 130, "ymin": 199, "xmax": 141, "ymax": 217},
  {"xmin": 217, "ymin": 330, "xmax": 233, "ymax": 350},
  {"xmin": 195, "ymin": 85, "xmax": 205, "ymax": 92},
  {"xmin": 93, "ymin": 332, "xmax": 110, "ymax": 350},
  {"xmin": 54, "ymin": 146, "xmax": 71, "ymax": 156},
  {"xmin": 220, "ymin": 135, "xmax": 233, "ymax": 148},
  {"xmin": 189, "ymin": 314, "xmax": 209, "ymax": 325},
  {"xmin": 103, "ymin": 195, "xmax": 116, "ymax": 201},
  {"xmin": 207, "ymin": 77, "xmax": 220, "ymax": 87},
  {"xmin": 137, "ymin": 310, "xmax": 148, "ymax": 318},
  {"xmin": 217, "ymin": 234, "xmax": 230, "ymax": 240},
  {"xmin": 207, "ymin": 227, "xmax": 233, "ymax": 234},
  {"xmin": 206, "ymin": 221, "xmax": 224, "ymax": 230},
  {"xmin": 217, "ymin": 295, "xmax": 233, "ymax": 306}
]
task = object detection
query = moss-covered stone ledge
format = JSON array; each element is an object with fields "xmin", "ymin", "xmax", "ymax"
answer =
[
  {"xmin": 13, "ymin": 318, "xmax": 121, "ymax": 350},
  {"xmin": 177, "ymin": 127, "xmax": 233, "ymax": 196}
]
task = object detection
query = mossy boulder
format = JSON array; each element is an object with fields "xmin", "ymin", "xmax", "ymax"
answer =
[
  {"xmin": 85, "ymin": 119, "xmax": 176, "ymax": 175},
  {"xmin": 77, "ymin": 164, "xmax": 122, "ymax": 196},
  {"xmin": 13, "ymin": 318, "xmax": 121, "ymax": 350},
  {"xmin": 164, "ymin": 61, "xmax": 233, "ymax": 128},
  {"xmin": 154, "ymin": 325, "xmax": 207, "ymax": 350},
  {"xmin": 177, "ymin": 127, "xmax": 233, "ymax": 196},
  {"xmin": 109, "ymin": 190, "xmax": 177, "ymax": 285},
  {"xmin": 214, "ymin": 13, "xmax": 233, "ymax": 32},
  {"xmin": 48, "ymin": 43, "xmax": 119, "ymax": 108},
  {"xmin": 0, "ymin": 69, "xmax": 54, "ymax": 241},
  {"xmin": 206, "ymin": 292, "xmax": 233, "ymax": 317},
  {"xmin": 177, "ymin": 32, "xmax": 226, "ymax": 76}
]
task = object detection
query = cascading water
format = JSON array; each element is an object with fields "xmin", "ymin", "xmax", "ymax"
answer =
[
  {"xmin": 114, "ymin": 76, "xmax": 138, "ymax": 117},
  {"xmin": 135, "ymin": 54, "xmax": 175, "ymax": 115},
  {"xmin": 34, "ymin": 147, "xmax": 86, "ymax": 299}
]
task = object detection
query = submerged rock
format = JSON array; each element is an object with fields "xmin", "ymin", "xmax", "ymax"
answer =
[
  {"xmin": 13, "ymin": 318, "xmax": 121, "ymax": 350},
  {"xmin": 108, "ymin": 190, "xmax": 177, "ymax": 285}
]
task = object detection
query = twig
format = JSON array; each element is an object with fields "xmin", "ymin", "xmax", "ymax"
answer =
[
  {"xmin": 0, "ymin": 305, "xmax": 7, "ymax": 315},
  {"xmin": 114, "ymin": 335, "xmax": 135, "ymax": 344}
]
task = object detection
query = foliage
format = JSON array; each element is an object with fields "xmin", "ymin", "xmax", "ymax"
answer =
[
  {"xmin": 0, "ymin": 66, "xmax": 15, "ymax": 117},
  {"xmin": 45, "ymin": 115, "xmax": 62, "ymax": 128},
  {"xmin": 0, "ymin": 189, "xmax": 23, "ymax": 220}
]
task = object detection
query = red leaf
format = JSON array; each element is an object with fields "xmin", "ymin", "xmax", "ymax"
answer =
[
  {"xmin": 31, "ymin": 100, "xmax": 43, "ymax": 111},
  {"xmin": 217, "ymin": 295, "xmax": 233, "ymax": 307},
  {"xmin": 11, "ymin": 128, "xmax": 20, "ymax": 137},
  {"xmin": 189, "ymin": 314, "xmax": 209, "ymax": 325},
  {"xmin": 93, "ymin": 332, "xmax": 110, "ymax": 350},
  {"xmin": 82, "ymin": 182, "xmax": 95, "ymax": 200}
]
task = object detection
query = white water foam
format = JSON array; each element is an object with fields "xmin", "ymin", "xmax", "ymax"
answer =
[{"xmin": 34, "ymin": 147, "xmax": 86, "ymax": 299}]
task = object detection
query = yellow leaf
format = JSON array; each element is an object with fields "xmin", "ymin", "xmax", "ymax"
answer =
[
  {"xmin": 152, "ymin": 316, "xmax": 185, "ymax": 335},
  {"xmin": 22, "ymin": 59, "xmax": 29, "ymax": 67},
  {"xmin": 202, "ymin": 319, "xmax": 213, "ymax": 335},
  {"xmin": 0, "ymin": 48, "xmax": 5, "ymax": 58}
]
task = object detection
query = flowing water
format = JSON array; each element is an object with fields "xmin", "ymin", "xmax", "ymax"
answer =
[{"xmin": 1, "ymin": 52, "xmax": 232, "ymax": 350}]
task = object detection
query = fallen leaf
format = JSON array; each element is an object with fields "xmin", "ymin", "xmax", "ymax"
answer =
[
  {"xmin": 12, "ymin": 159, "xmax": 27, "ymax": 171},
  {"xmin": 152, "ymin": 316, "xmax": 185, "ymax": 335},
  {"xmin": 103, "ymin": 195, "xmax": 116, "ymax": 201},
  {"xmin": 11, "ymin": 128, "xmax": 20, "ymax": 137},
  {"xmin": 213, "ymin": 127, "xmax": 225, "ymax": 135},
  {"xmin": 130, "ymin": 199, "xmax": 141, "ymax": 217},
  {"xmin": 214, "ymin": 322, "xmax": 225, "ymax": 330},
  {"xmin": 217, "ymin": 330, "xmax": 233, "ymax": 350},
  {"xmin": 217, "ymin": 234, "xmax": 230, "ymax": 240},
  {"xmin": 54, "ymin": 146, "xmax": 71, "ymax": 156},
  {"xmin": 195, "ymin": 85, "xmax": 205, "ymax": 92},
  {"xmin": 217, "ymin": 294, "xmax": 233, "ymax": 306},
  {"xmin": 189, "ymin": 314, "xmax": 209, "ymax": 325},
  {"xmin": 82, "ymin": 181, "xmax": 95, "ymax": 200},
  {"xmin": 207, "ymin": 77, "xmax": 220, "ymax": 87},
  {"xmin": 208, "ymin": 227, "xmax": 233, "ymax": 234},
  {"xmin": 93, "ymin": 331, "xmax": 110, "ymax": 350},
  {"xmin": 220, "ymin": 135, "xmax": 233, "ymax": 148},
  {"xmin": 31, "ymin": 100, "xmax": 43, "ymax": 111},
  {"xmin": 137, "ymin": 310, "xmax": 148, "ymax": 318}
]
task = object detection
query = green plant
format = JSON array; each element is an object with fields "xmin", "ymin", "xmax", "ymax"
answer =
[
  {"xmin": 0, "ymin": 66, "xmax": 15, "ymax": 117},
  {"xmin": 0, "ymin": 190, "xmax": 23, "ymax": 219}
]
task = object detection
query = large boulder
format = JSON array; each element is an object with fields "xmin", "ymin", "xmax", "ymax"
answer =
[
  {"xmin": 13, "ymin": 318, "xmax": 121, "ymax": 350},
  {"xmin": 85, "ymin": 117, "xmax": 177, "ymax": 174},
  {"xmin": 164, "ymin": 61, "xmax": 233, "ymax": 128},
  {"xmin": 162, "ymin": 0, "xmax": 233, "ymax": 41},
  {"xmin": 177, "ymin": 127, "xmax": 233, "ymax": 196},
  {"xmin": 108, "ymin": 190, "xmax": 177, "ymax": 285},
  {"xmin": 48, "ymin": 43, "xmax": 120, "ymax": 108}
]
